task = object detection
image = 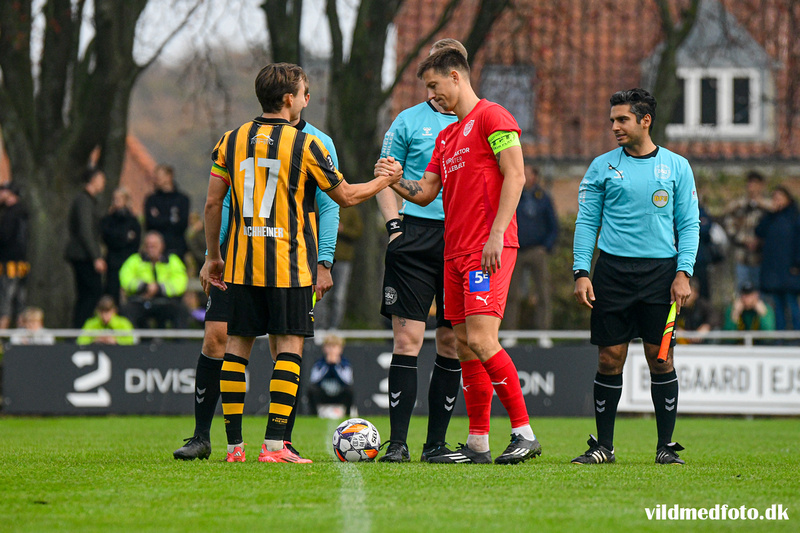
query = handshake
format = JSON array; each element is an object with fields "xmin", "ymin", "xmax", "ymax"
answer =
[{"xmin": 374, "ymin": 156, "xmax": 404, "ymax": 184}]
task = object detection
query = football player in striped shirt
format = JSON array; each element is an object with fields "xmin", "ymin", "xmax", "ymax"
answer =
[
  {"xmin": 173, "ymin": 74, "xmax": 341, "ymax": 462},
  {"xmin": 200, "ymin": 63, "xmax": 400, "ymax": 463}
]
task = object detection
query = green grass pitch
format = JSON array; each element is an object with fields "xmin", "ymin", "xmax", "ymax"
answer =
[{"xmin": 0, "ymin": 415, "xmax": 797, "ymax": 532}]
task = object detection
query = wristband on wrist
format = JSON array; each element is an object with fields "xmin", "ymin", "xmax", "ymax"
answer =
[
  {"xmin": 573, "ymin": 269, "xmax": 589, "ymax": 281},
  {"xmin": 386, "ymin": 218, "xmax": 402, "ymax": 235}
]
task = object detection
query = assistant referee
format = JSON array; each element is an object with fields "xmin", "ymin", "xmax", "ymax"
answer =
[{"xmin": 572, "ymin": 88, "xmax": 699, "ymax": 465}]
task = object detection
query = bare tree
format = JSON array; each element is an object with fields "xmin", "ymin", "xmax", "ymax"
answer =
[
  {"xmin": 0, "ymin": 0, "xmax": 200, "ymax": 325},
  {"xmin": 650, "ymin": 0, "xmax": 701, "ymax": 144},
  {"xmin": 257, "ymin": 0, "xmax": 511, "ymax": 325},
  {"xmin": 264, "ymin": 0, "xmax": 303, "ymax": 63}
]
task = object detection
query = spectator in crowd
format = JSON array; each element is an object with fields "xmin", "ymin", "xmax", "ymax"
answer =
[
  {"xmin": 755, "ymin": 185, "xmax": 800, "ymax": 330},
  {"xmin": 182, "ymin": 290, "xmax": 207, "ymax": 328},
  {"xmin": 315, "ymin": 206, "xmax": 363, "ymax": 329},
  {"xmin": 306, "ymin": 334, "xmax": 355, "ymax": 417},
  {"xmin": 77, "ymin": 295, "xmax": 136, "ymax": 345},
  {"xmin": 119, "ymin": 230, "xmax": 188, "ymax": 329},
  {"xmin": 504, "ymin": 165, "xmax": 559, "ymax": 339},
  {"xmin": 101, "ymin": 187, "xmax": 141, "ymax": 305},
  {"xmin": 675, "ymin": 278, "xmax": 717, "ymax": 344},
  {"xmin": 9, "ymin": 306, "xmax": 55, "ymax": 345},
  {"xmin": 723, "ymin": 171, "xmax": 771, "ymax": 290},
  {"xmin": 65, "ymin": 168, "xmax": 107, "ymax": 328},
  {"xmin": 723, "ymin": 281, "xmax": 776, "ymax": 334},
  {"xmin": 693, "ymin": 200, "xmax": 724, "ymax": 300},
  {"xmin": 144, "ymin": 164, "xmax": 190, "ymax": 259},
  {"xmin": 0, "ymin": 182, "xmax": 30, "ymax": 330}
]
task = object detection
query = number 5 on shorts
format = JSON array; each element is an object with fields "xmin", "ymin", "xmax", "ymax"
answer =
[{"xmin": 469, "ymin": 270, "xmax": 490, "ymax": 293}]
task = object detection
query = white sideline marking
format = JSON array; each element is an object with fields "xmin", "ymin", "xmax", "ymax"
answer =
[{"xmin": 327, "ymin": 420, "xmax": 371, "ymax": 533}]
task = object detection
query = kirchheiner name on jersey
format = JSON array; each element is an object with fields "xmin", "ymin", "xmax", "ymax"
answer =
[{"xmin": 243, "ymin": 226, "xmax": 285, "ymax": 238}]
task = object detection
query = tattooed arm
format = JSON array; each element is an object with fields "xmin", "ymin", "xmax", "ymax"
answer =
[
  {"xmin": 392, "ymin": 172, "xmax": 442, "ymax": 206},
  {"xmin": 375, "ymin": 157, "xmax": 442, "ymax": 207}
]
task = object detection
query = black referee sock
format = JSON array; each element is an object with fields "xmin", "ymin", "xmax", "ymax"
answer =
[
  {"xmin": 388, "ymin": 354, "xmax": 418, "ymax": 444},
  {"xmin": 425, "ymin": 355, "xmax": 461, "ymax": 445},
  {"xmin": 193, "ymin": 353, "xmax": 223, "ymax": 440},
  {"xmin": 594, "ymin": 372, "xmax": 623, "ymax": 450},
  {"xmin": 651, "ymin": 370, "xmax": 679, "ymax": 448}
]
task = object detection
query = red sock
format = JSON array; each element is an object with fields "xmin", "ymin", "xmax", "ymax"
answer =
[
  {"xmin": 460, "ymin": 359, "xmax": 493, "ymax": 435},
  {"xmin": 482, "ymin": 349, "xmax": 529, "ymax": 428}
]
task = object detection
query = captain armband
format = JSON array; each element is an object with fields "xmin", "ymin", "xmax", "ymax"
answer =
[{"xmin": 488, "ymin": 130, "xmax": 521, "ymax": 155}]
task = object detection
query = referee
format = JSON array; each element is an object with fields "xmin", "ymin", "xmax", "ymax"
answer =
[{"xmin": 572, "ymin": 88, "xmax": 699, "ymax": 465}]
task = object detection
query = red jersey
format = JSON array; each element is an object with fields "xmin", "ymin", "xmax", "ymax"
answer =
[{"xmin": 426, "ymin": 99, "xmax": 521, "ymax": 259}]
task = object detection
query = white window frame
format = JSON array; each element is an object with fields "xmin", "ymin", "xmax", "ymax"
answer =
[{"xmin": 666, "ymin": 67, "xmax": 762, "ymax": 139}]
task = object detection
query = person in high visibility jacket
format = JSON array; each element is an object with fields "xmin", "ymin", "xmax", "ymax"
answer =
[
  {"xmin": 119, "ymin": 230, "xmax": 188, "ymax": 328},
  {"xmin": 78, "ymin": 295, "xmax": 137, "ymax": 345}
]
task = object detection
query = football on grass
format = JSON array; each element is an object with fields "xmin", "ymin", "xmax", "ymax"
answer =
[{"xmin": 332, "ymin": 418, "xmax": 381, "ymax": 462}]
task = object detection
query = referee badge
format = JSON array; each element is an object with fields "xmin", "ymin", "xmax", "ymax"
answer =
[{"xmin": 652, "ymin": 189, "xmax": 669, "ymax": 208}]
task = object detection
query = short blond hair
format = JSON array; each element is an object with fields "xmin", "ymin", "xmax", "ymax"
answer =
[
  {"xmin": 323, "ymin": 334, "xmax": 345, "ymax": 348},
  {"xmin": 19, "ymin": 306, "xmax": 44, "ymax": 324},
  {"xmin": 430, "ymin": 38, "xmax": 468, "ymax": 60}
]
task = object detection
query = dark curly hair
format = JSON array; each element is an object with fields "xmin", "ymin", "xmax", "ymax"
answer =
[{"xmin": 610, "ymin": 88, "xmax": 657, "ymax": 127}]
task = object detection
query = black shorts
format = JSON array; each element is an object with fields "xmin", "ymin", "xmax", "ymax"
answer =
[
  {"xmin": 226, "ymin": 283, "xmax": 314, "ymax": 337},
  {"xmin": 204, "ymin": 285, "xmax": 229, "ymax": 323},
  {"xmin": 381, "ymin": 215, "xmax": 451, "ymax": 328},
  {"xmin": 590, "ymin": 251, "xmax": 677, "ymax": 347}
]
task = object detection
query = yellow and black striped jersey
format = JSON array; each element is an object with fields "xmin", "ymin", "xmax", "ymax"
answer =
[{"xmin": 210, "ymin": 116, "xmax": 343, "ymax": 287}]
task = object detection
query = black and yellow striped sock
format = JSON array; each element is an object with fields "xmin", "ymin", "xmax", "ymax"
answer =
[
  {"xmin": 220, "ymin": 353, "xmax": 248, "ymax": 445},
  {"xmin": 264, "ymin": 352, "xmax": 302, "ymax": 444}
]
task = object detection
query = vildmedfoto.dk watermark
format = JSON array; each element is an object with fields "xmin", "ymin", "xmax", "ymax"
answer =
[{"xmin": 645, "ymin": 504, "xmax": 789, "ymax": 521}]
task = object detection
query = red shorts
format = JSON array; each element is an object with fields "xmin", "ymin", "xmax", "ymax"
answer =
[{"xmin": 443, "ymin": 248, "xmax": 517, "ymax": 325}]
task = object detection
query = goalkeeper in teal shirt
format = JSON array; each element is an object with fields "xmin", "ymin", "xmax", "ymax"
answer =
[{"xmin": 571, "ymin": 88, "xmax": 699, "ymax": 466}]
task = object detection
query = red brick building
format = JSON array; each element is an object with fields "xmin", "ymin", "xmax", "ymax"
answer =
[{"xmin": 393, "ymin": 0, "xmax": 800, "ymax": 204}]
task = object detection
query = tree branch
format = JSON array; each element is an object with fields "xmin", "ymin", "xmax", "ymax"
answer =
[
  {"xmin": 138, "ymin": 0, "xmax": 204, "ymax": 71},
  {"xmin": 675, "ymin": 0, "xmax": 700, "ymax": 42},
  {"xmin": 326, "ymin": 0, "xmax": 344, "ymax": 67},
  {"xmin": 380, "ymin": 0, "xmax": 463, "ymax": 102},
  {"xmin": 462, "ymin": 0, "xmax": 512, "ymax": 60},
  {"xmin": 0, "ymin": 0, "xmax": 36, "ymax": 145},
  {"xmin": 654, "ymin": 0, "xmax": 674, "ymax": 36},
  {"xmin": 263, "ymin": 0, "xmax": 303, "ymax": 63}
]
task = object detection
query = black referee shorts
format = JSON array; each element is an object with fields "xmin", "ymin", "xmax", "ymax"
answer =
[
  {"xmin": 381, "ymin": 215, "xmax": 451, "ymax": 328},
  {"xmin": 204, "ymin": 285, "xmax": 229, "ymax": 323},
  {"xmin": 590, "ymin": 251, "xmax": 677, "ymax": 347},
  {"xmin": 226, "ymin": 283, "xmax": 314, "ymax": 338}
]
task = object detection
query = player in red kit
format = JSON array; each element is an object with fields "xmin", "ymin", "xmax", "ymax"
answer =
[{"xmin": 376, "ymin": 48, "xmax": 541, "ymax": 464}]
